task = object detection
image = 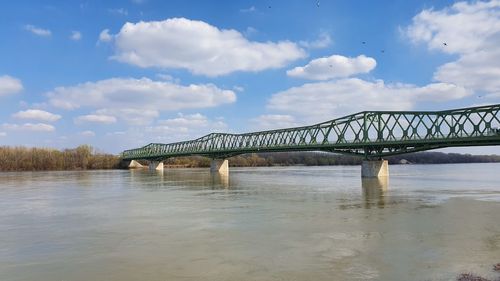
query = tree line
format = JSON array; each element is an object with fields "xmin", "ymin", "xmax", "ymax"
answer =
[
  {"xmin": 1, "ymin": 145, "xmax": 499, "ymax": 171},
  {"xmin": 0, "ymin": 145, "xmax": 121, "ymax": 171},
  {"xmin": 162, "ymin": 151, "xmax": 500, "ymax": 167}
]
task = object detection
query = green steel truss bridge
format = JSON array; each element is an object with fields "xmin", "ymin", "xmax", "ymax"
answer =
[{"xmin": 122, "ymin": 104, "xmax": 500, "ymax": 161}]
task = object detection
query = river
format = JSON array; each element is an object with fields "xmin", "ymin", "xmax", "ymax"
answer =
[{"xmin": 1, "ymin": 163, "xmax": 500, "ymax": 281}]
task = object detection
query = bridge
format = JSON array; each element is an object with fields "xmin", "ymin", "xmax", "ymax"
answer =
[{"xmin": 121, "ymin": 104, "xmax": 500, "ymax": 177}]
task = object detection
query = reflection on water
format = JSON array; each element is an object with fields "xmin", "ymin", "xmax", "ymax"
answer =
[
  {"xmin": 213, "ymin": 172, "xmax": 229, "ymax": 188},
  {"xmin": 129, "ymin": 168, "xmax": 230, "ymax": 190},
  {"xmin": 0, "ymin": 164, "xmax": 499, "ymax": 281},
  {"xmin": 362, "ymin": 177, "xmax": 388, "ymax": 209}
]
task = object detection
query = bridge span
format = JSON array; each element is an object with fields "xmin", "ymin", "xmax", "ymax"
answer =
[{"xmin": 121, "ymin": 104, "xmax": 500, "ymax": 177}]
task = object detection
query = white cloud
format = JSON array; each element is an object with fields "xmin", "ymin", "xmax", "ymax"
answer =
[
  {"xmin": 2, "ymin": 123, "xmax": 55, "ymax": 132},
  {"xmin": 405, "ymin": 0, "xmax": 500, "ymax": 96},
  {"xmin": 95, "ymin": 108, "xmax": 159, "ymax": 125},
  {"xmin": 268, "ymin": 78, "xmax": 470, "ymax": 122},
  {"xmin": 47, "ymin": 78, "xmax": 236, "ymax": 122},
  {"xmin": 435, "ymin": 49, "xmax": 500, "ymax": 97},
  {"xmin": 405, "ymin": 0, "xmax": 500, "ymax": 54},
  {"xmin": 12, "ymin": 109, "xmax": 61, "ymax": 122},
  {"xmin": 250, "ymin": 114, "xmax": 299, "ymax": 130},
  {"xmin": 0, "ymin": 132, "xmax": 6, "ymax": 137},
  {"xmin": 131, "ymin": 0, "xmax": 146, "ymax": 4},
  {"xmin": 111, "ymin": 17, "xmax": 306, "ymax": 76},
  {"xmin": 79, "ymin": 130, "xmax": 95, "ymax": 137},
  {"xmin": 70, "ymin": 31, "xmax": 82, "ymax": 41},
  {"xmin": 75, "ymin": 114, "xmax": 117, "ymax": 124},
  {"xmin": 0, "ymin": 75, "xmax": 23, "ymax": 96},
  {"xmin": 98, "ymin": 29, "xmax": 112, "ymax": 42},
  {"xmin": 299, "ymin": 31, "xmax": 332, "ymax": 49},
  {"xmin": 287, "ymin": 54, "xmax": 376, "ymax": 80},
  {"xmin": 157, "ymin": 113, "xmax": 209, "ymax": 128},
  {"xmin": 24, "ymin": 24, "xmax": 51, "ymax": 37},
  {"xmin": 145, "ymin": 113, "xmax": 227, "ymax": 142}
]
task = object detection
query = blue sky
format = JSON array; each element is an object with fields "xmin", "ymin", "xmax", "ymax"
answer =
[{"xmin": 1, "ymin": 0, "xmax": 499, "ymax": 154}]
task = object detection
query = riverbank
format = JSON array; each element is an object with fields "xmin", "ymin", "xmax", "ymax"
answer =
[
  {"xmin": 159, "ymin": 151, "xmax": 500, "ymax": 168},
  {"xmin": 1, "ymin": 145, "xmax": 500, "ymax": 171},
  {"xmin": 0, "ymin": 145, "xmax": 121, "ymax": 171}
]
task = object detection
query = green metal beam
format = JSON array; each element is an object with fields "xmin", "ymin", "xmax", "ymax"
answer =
[{"xmin": 121, "ymin": 104, "xmax": 500, "ymax": 161}]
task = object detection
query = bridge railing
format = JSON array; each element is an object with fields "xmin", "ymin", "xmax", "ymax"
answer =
[{"xmin": 121, "ymin": 104, "xmax": 500, "ymax": 159}]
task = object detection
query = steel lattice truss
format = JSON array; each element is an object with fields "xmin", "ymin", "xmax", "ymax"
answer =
[{"xmin": 121, "ymin": 104, "xmax": 500, "ymax": 160}]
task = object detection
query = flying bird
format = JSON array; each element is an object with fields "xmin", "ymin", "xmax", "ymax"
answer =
[
  {"xmin": 443, "ymin": 42, "xmax": 448, "ymax": 46},
  {"xmin": 362, "ymin": 41, "xmax": 366, "ymax": 44},
  {"xmin": 381, "ymin": 50, "xmax": 385, "ymax": 53}
]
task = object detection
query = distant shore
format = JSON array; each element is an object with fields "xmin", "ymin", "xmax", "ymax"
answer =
[
  {"xmin": 0, "ymin": 145, "xmax": 121, "ymax": 172},
  {"xmin": 1, "ymin": 145, "xmax": 500, "ymax": 172}
]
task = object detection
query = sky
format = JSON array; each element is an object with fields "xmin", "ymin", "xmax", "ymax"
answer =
[{"xmin": 1, "ymin": 0, "xmax": 500, "ymax": 154}]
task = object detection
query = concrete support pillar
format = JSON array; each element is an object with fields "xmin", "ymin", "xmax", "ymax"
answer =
[
  {"xmin": 149, "ymin": 161, "xmax": 164, "ymax": 171},
  {"xmin": 210, "ymin": 159, "xmax": 229, "ymax": 174},
  {"xmin": 128, "ymin": 160, "xmax": 144, "ymax": 169},
  {"xmin": 361, "ymin": 160, "xmax": 389, "ymax": 178}
]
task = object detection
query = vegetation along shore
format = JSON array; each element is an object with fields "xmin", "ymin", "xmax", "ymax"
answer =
[{"xmin": 1, "ymin": 145, "xmax": 500, "ymax": 172}]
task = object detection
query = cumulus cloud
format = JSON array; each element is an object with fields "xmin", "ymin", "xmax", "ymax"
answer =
[
  {"xmin": 435, "ymin": 49, "xmax": 500, "ymax": 96},
  {"xmin": 24, "ymin": 25, "xmax": 51, "ymax": 37},
  {"xmin": 405, "ymin": 0, "xmax": 500, "ymax": 54},
  {"xmin": 268, "ymin": 78, "xmax": 470, "ymax": 122},
  {"xmin": 98, "ymin": 29, "xmax": 112, "ymax": 42},
  {"xmin": 12, "ymin": 109, "xmax": 61, "ymax": 122},
  {"xmin": 75, "ymin": 114, "xmax": 117, "ymax": 124},
  {"xmin": 2, "ymin": 123, "xmax": 55, "ymax": 132},
  {"xmin": 0, "ymin": 75, "xmax": 23, "ymax": 96},
  {"xmin": 145, "ymin": 113, "xmax": 227, "ymax": 142},
  {"xmin": 157, "ymin": 113, "xmax": 209, "ymax": 128},
  {"xmin": 47, "ymin": 78, "xmax": 236, "ymax": 122},
  {"xmin": 95, "ymin": 108, "xmax": 159, "ymax": 126},
  {"xmin": 70, "ymin": 31, "xmax": 82, "ymax": 41},
  {"xmin": 0, "ymin": 132, "xmax": 6, "ymax": 137},
  {"xmin": 299, "ymin": 31, "xmax": 332, "ymax": 49},
  {"xmin": 250, "ymin": 114, "xmax": 299, "ymax": 130},
  {"xmin": 110, "ymin": 17, "xmax": 306, "ymax": 76},
  {"xmin": 287, "ymin": 54, "xmax": 376, "ymax": 80},
  {"xmin": 405, "ymin": 0, "xmax": 500, "ymax": 96},
  {"xmin": 46, "ymin": 77, "xmax": 234, "ymax": 125}
]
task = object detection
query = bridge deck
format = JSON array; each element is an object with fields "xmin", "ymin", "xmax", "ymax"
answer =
[{"xmin": 121, "ymin": 104, "xmax": 500, "ymax": 160}]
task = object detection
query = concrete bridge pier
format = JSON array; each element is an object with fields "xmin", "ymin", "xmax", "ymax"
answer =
[
  {"xmin": 149, "ymin": 161, "xmax": 164, "ymax": 171},
  {"xmin": 128, "ymin": 160, "xmax": 144, "ymax": 169},
  {"xmin": 210, "ymin": 159, "xmax": 229, "ymax": 174},
  {"xmin": 361, "ymin": 160, "xmax": 389, "ymax": 178}
]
